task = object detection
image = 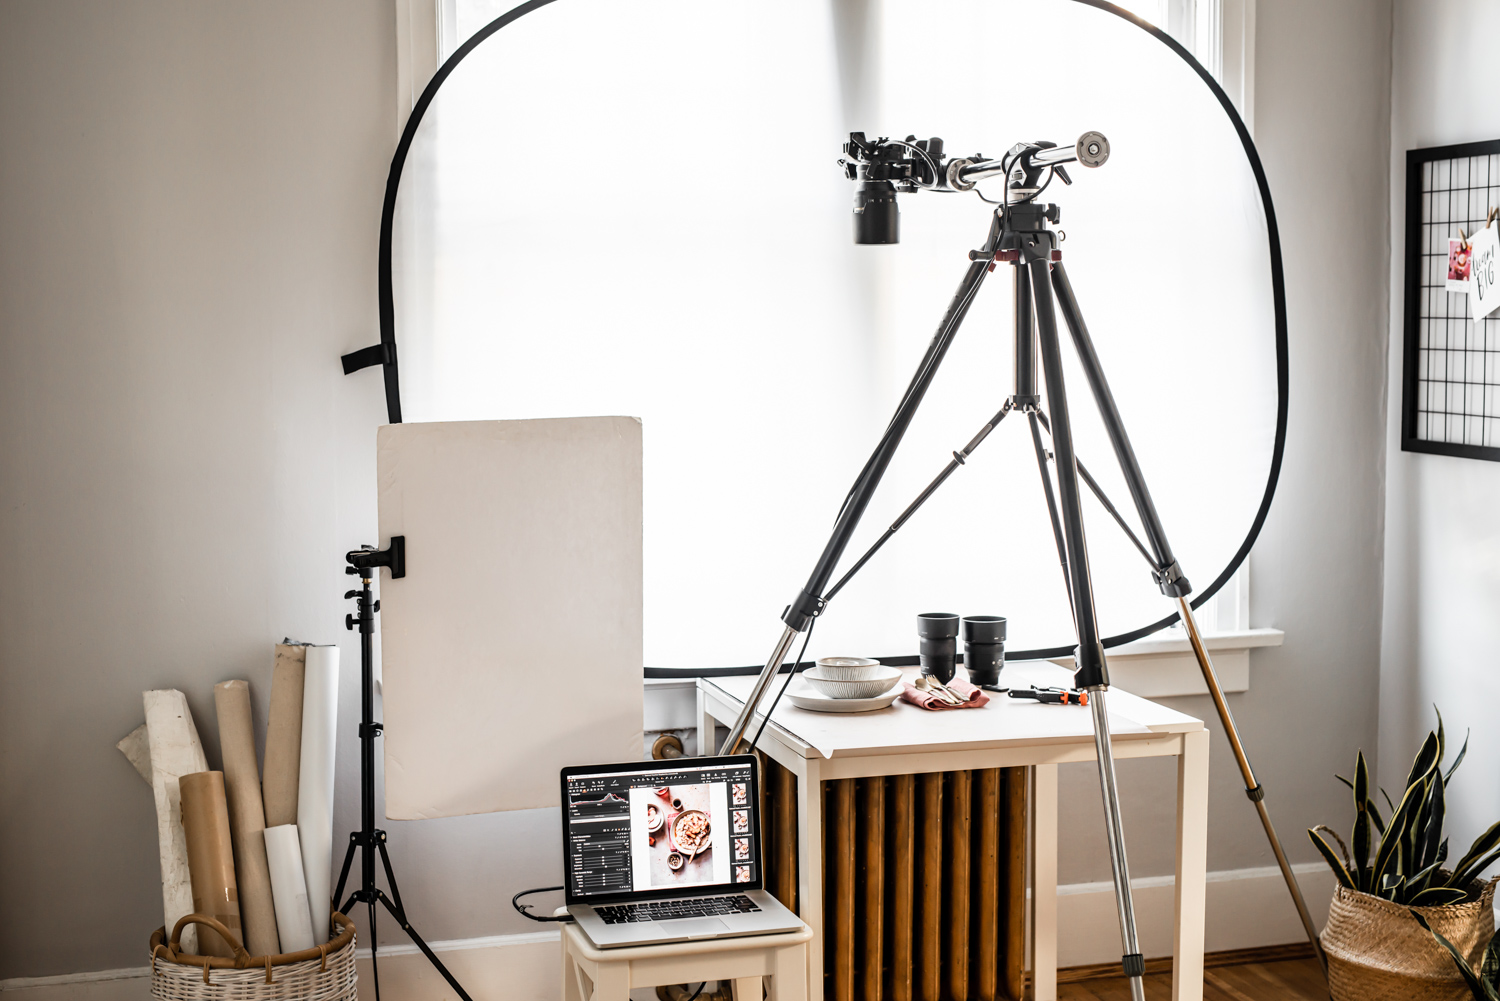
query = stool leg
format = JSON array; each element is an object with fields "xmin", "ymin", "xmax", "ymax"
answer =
[
  {"xmin": 591, "ymin": 963, "xmax": 630, "ymax": 1001},
  {"xmin": 732, "ymin": 976, "xmax": 763, "ymax": 1001},
  {"xmin": 769, "ymin": 944, "xmax": 809, "ymax": 1001},
  {"xmin": 561, "ymin": 945, "xmax": 585, "ymax": 1001}
]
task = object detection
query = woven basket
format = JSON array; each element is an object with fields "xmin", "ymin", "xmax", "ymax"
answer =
[
  {"xmin": 149, "ymin": 912, "xmax": 357, "ymax": 1001},
  {"xmin": 1322, "ymin": 877, "xmax": 1496, "ymax": 1001}
]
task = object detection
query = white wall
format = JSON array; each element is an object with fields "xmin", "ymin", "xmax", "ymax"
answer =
[
  {"xmin": 1380, "ymin": 0, "xmax": 1500, "ymax": 855},
  {"xmin": 0, "ymin": 0, "xmax": 1396, "ymax": 986}
]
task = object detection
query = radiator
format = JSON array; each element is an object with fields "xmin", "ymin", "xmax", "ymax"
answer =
[{"xmin": 758, "ymin": 756, "xmax": 1028, "ymax": 1001}]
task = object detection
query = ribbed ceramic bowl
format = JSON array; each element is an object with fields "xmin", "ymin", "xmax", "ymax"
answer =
[
  {"xmin": 813, "ymin": 656, "xmax": 886, "ymax": 681},
  {"xmin": 804, "ymin": 666, "xmax": 902, "ymax": 699}
]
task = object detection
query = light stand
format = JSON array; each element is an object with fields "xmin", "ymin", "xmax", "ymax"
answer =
[
  {"xmin": 332, "ymin": 537, "xmax": 476, "ymax": 1001},
  {"xmin": 720, "ymin": 136, "xmax": 1321, "ymax": 997}
]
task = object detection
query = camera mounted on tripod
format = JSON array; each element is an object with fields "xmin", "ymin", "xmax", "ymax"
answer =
[{"xmin": 840, "ymin": 130, "xmax": 1111, "ymax": 245}]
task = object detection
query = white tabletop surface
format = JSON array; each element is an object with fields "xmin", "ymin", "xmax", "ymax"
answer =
[{"xmin": 701, "ymin": 661, "xmax": 1203, "ymax": 759}]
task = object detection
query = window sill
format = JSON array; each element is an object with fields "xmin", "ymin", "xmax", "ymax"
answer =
[{"xmin": 1049, "ymin": 627, "xmax": 1284, "ymax": 699}]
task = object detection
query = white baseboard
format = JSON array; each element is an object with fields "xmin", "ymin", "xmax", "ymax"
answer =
[{"xmin": 0, "ymin": 865, "xmax": 1333, "ymax": 1000}]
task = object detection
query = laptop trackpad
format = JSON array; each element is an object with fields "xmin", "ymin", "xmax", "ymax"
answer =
[{"xmin": 658, "ymin": 917, "xmax": 729, "ymax": 938}]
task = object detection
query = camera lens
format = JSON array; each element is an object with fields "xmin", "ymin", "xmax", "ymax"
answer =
[
  {"xmin": 853, "ymin": 180, "xmax": 899, "ymax": 245},
  {"xmin": 916, "ymin": 612, "xmax": 959, "ymax": 683},
  {"xmin": 962, "ymin": 615, "xmax": 1007, "ymax": 687}
]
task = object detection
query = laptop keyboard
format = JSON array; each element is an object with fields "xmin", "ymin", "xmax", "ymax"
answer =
[{"xmin": 595, "ymin": 895, "xmax": 761, "ymax": 925}]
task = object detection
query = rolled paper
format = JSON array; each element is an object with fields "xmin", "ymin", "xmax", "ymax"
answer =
[
  {"xmin": 214, "ymin": 680, "xmax": 280, "ymax": 956},
  {"xmin": 262, "ymin": 644, "xmax": 306, "ymax": 828},
  {"xmin": 263, "ymin": 824, "xmax": 316, "ymax": 952},
  {"xmin": 117, "ymin": 723, "xmax": 152, "ymax": 785},
  {"xmin": 145, "ymin": 690, "xmax": 209, "ymax": 956},
  {"xmin": 179, "ymin": 771, "xmax": 243, "ymax": 957},
  {"xmin": 297, "ymin": 645, "xmax": 339, "ymax": 939}
]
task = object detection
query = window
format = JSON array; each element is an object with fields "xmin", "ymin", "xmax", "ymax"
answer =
[{"xmin": 391, "ymin": 0, "xmax": 1276, "ymax": 668}]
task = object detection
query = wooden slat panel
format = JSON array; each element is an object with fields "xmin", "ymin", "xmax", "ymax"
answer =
[
  {"xmin": 768, "ymin": 757, "xmax": 798, "ymax": 911},
  {"xmin": 943, "ymin": 771, "xmax": 972, "ymax": 1001},
  {"xmin": 915, "ymin": 772, "xmax": 944, "ymax": 1001},
  {"xmin": 1003, "ymin": 767, "xmax": 1028, "ymax": 1001},
  {"xmin": 857, "ymin": 778, "xmax": 886, "ymax": 1001},
  {"xmin": 971, "ymin": 768, "xmax": 1001, "ymax": 1001},
  {"xmin": 885, "ymin": 773, "xmax": 915, "ymax": 1001},
  {"xmin": 827, "ymin": 779, "xmax": 857, "ymax": 1001}
]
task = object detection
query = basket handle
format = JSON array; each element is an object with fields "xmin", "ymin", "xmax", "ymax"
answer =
[{"xmin": 168, "ymin": 914, "xmax": 253, "ymax": 969}]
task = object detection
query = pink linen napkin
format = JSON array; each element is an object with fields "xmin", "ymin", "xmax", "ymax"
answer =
[{"xmin": 899, "ymin": 677, "xmax": 989, "ymax": 711}]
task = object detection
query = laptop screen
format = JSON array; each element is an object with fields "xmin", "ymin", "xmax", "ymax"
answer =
[{"xmin": 560, "ymin": 755, "xmax": 761, "ymax": 904}]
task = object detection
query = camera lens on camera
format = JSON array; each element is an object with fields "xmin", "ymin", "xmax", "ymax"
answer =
[
  {"xmin": 853, "ymin": 180, "xmax": 899, "ymax": 245},
  {"xmin": 962, "ymin": 615, "xmax": 1007, "ymax": 687},
  {"xmin": 916, "ymin": 612, "xmax": 960, "ymax": 683}
]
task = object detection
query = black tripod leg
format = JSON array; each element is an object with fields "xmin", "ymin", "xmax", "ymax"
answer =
[
  {"xmin": 369, "ymin": 899, "xmax": 381, "ymax": 1001},
  {"xmin": 1027, "ymin": 410, "xmax": 1073, "ymax": 613},
  {"xmin": 377, "ymin": 889, "xmax": 475, "ymax": 1001},
  {"xmin": 1031, "ymin": 258, "xmax": 1146, "ymax": 1001},
  {"xmin": 377, "ymin": 838, "xmax": 408, "ymax": 920},
  {"xmin": 1049, "ymin": 263, "xmax": 1326, "ymax": 972},
  {"xmin": 333, "ymin": 835, "xmax": 356, "ymax": 917}
]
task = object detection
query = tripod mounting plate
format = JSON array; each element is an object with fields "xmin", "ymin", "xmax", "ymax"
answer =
[{"xmin": 346, "ymin": 536, "xmax": 405, "ymax": 579}]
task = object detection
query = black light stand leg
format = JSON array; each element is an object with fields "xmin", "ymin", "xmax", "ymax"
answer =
[
  {"xmin": 342, "ymin": 541, "xmax": 477, "ymax": 1001},
  {"xmin": 1030, "ymin": 257, "xmax": 1147, "ymax": 1001},
  {"xmin": 1049, "ymin": 264, "xmax": 1326, "ymax": 973},
  {"xmin": 1027, "ymin": 410, "xmax": 1074, "ymax": 610},
  {"xmin": 720, "ymin": 216, "xmax": 1003, "ymax": 754}
]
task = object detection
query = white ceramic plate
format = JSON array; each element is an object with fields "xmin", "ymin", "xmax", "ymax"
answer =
[
  {"xmin": 803, "ymin": 665, "xmax": 903, "ymax": 699},
  {"xmin": 785, "ymin": 677, "xmax": 902, "ymax": 713}
]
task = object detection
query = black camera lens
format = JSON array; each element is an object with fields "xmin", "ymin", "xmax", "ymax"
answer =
[
  {"xmin": 916, "ymin": 612, "xmax": 959, "ymax": 683},
  {"xmin": 853, "ymin": 180, "xmax": 899, "ymax": 245},
  {"xmin": 962, "ymin": 615, "xmax": 1007, "ymax": 687}
]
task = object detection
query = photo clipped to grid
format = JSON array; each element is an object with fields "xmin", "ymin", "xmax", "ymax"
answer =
[{"xmin": 1402, "ymin": 139, "xmax": 1500, "ymax": 461}]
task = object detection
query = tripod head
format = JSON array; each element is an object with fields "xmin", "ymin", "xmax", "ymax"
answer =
[{"xmin": 840, "ymin": 131, "xmax": 1110, "ymax": 244}]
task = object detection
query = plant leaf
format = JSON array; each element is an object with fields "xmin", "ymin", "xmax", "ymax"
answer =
[
  {"xmin": 1481, "ymin": 926, "xmax": 1500, "ymax": 991},
  {"xmin": 1447, "ymin": 730, "xmax": 1471, "ymax": 784},
  {"xmin": 1407, "ymin": 858, "xmax": 1445, "ymax": 899},
  {"xmin": 1411, "ymin": 909, "xmax": 1498, "ymax": 1000},
  {"xmin": 1422, "ymin": 772, "xmax": 1447, "ymax": 869},
  {"xmin": 1414, "ymin": 777, "xmax": 1436, "ymax": 871},
  {"xmin": 1309, "ymin": 828, "xmax": 1356, "ymax": 889},
  {"xmin": 1411, "ymin": 886, "xmax": 1469, "ymax": 906},
  {"xmin": 1437, "ymin": 708, "xmax": 1446, "ymax": 769},
  {"xmin": 1383, "ymin": 874, "xmax": 1407, "ymax": 902},
  {"xmin": 1383, "ymin": 786, "xmax": 1397, "ymax": 815},
  {"xmin": 1449, "ymin": 822, "xmax": 1500, "ymax": 888},
  {"xmin": 1452, "ymin": 848, "xmax": 1500, "ymax": 891},
  {"xmin": 1354, "ymin": 752, "xmax": 1372, "ymax": 880},
  {"xmin": 1405, "ymin": 730, "xmax": 1441, "ymax": 794},
  {"xmin": 1374, "ymin": 780, "xmax": 1427, "ymax": 889}
]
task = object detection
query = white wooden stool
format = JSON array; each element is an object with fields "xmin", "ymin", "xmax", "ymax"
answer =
[{"xmin": 560, "ymin": 921, "xmax": 812, "ymax": 1001}]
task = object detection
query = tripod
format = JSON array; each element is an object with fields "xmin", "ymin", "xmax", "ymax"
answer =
[
  {"xmin": 334, "ymin": 538, "xmax": 475, "ymax": 1001},
  {"xmin": 720, "ymin": 139, "xmax": 1320, "ymax": 999}
]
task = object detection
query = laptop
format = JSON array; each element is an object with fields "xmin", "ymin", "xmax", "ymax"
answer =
[{"xmin": 560, "ymin": 754, "xmax": 804, "ymax": 948}]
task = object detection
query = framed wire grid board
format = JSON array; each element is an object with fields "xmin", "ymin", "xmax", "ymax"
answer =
[{"xmin": 1402, "ymin": 138, "xmax": 1500, "ymax": 461}]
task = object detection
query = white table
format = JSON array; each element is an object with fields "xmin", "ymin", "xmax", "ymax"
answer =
[{"xmin": 696, "ymin": 661, "xmax": 1209, "ymax": 1001}]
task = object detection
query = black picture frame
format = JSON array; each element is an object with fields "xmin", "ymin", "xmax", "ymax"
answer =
[{"xmin": 1402, "ymin": 138, "xmax": 1500, "ymax": 462}]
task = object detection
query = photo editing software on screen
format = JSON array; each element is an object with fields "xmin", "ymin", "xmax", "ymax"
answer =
[{"xmin": 564, "ymin": 760, "xmax": 757, "ymax": 900}]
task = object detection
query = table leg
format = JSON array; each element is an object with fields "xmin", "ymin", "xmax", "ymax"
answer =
[
  {"xmin": 1030, "ymin": 764, "xmax": 1058, "ymax": 1001},
  {"xmin": 562, "ymin": 934, "xmax": 584, "ymax": 1001},
  {"xmin": 796, "ymin": 757, "xmax": 824, "ymax": 1001},
  {"xmin": 733, "ymin": 977, "xmax": 763, "ymax": 1001},
  {"xmin": 770, "ymin": 941, "xmax": 810, "ymax": 1001},
  {"xmin": 697, "ymin": 687, "xmax": 715, "ymax": 756},
  {"xmin": 1172, "ymin": 729, "xmax": 1209, "ymax": 1001}
]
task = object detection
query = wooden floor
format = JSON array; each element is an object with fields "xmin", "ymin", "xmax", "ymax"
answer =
[{"xmin": 1057, "ymin": 957, "xmax": 1327, "ymax": 1000}]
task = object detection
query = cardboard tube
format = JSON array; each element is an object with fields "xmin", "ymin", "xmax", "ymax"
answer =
[
  {"xmin": 214, "ymin": 680, "xmax": 279, "ymax": 956},
  {"xmin": 297, "ymin": 645, "xmax": 339, "ymax": 940},
  {"xmin": 264, "ymin": 824, "xmax": 316, "ymax": 952},
  {"xmin": 145, "ymin": 690, "xmax": 209, "ymax": 956},
  {"xmin": 179, "ymin": 771, "xmax": 242, "ymax": 958},
  {"xmin": 262, "ymin": 644, "xmax": 306, "ymax": 828}
]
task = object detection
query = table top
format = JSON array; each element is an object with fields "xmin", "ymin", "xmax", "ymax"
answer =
[{"xmin": 700, "ymin": 661, "xmax": 1203, "ymax": 759}]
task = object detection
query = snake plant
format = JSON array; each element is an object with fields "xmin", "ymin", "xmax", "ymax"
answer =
[
  {"xmin": 1309, "ymin": 712, "xmax": 1500, "ymax": 905},
  {"xmin": 1411, "ymin": 910, "xmax": 1500, "ymax": 999}
]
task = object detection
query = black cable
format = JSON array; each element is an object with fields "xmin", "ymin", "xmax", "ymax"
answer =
[
  {"xmin": 512, "ymin": 886, "xmax": 575, "ymax": 922},
  {"xmin": 686, "ymin": 983, "xmax": 706, "ymax": 1001},
  {"xmin": 746, "ymin": 618, "xmax": 817, "ymax": 754}
]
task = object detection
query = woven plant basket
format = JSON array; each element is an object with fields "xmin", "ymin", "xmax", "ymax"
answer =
[
  {"xmin": 1322, "ymin": 877, "xmax": 1496, "ymax": 1001},
  {"xmin": 148, "ymin": 911, "xmax": 357, "ymax": 1001}
]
